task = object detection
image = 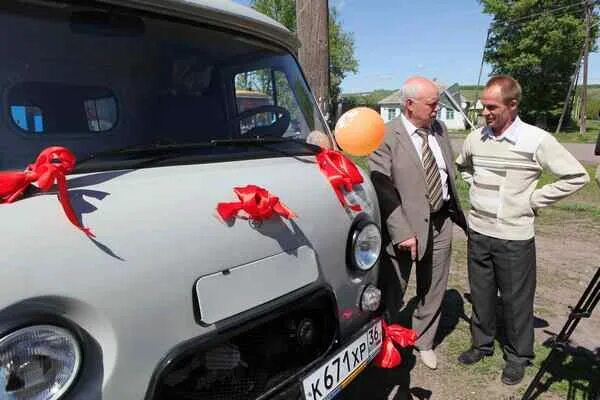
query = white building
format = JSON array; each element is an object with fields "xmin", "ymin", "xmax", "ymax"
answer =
[{"xmin": 378, "ymin": 83, "xmax": 471, "ymax": 130}]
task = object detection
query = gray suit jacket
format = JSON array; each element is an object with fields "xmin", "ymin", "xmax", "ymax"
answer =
[{"xmin": 368, "ymin": 116, "xmax": 467, "ymax": 260}]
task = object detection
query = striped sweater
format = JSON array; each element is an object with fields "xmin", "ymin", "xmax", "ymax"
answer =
[{"xmin": 456, "ymin": 118, "xmax": 590, "ymax": 240}]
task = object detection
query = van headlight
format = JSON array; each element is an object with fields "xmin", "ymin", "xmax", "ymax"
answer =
[
  {"xmin": 0, "ymin": 325, "xmax": 81, "ymax": 400},
  {"xmin": 349, "ymin": 221, "xmax": 382, "ymax": 271}
]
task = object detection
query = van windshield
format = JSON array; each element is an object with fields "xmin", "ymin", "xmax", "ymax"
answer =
[{"xmin": 0, "ymin": 3, "xmax": 330, "ymax": 172}]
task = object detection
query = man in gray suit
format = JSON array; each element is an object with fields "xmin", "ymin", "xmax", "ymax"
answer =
[{"xmin": 368, "ymin": 76, "xmax": 467, "ymax": 369}]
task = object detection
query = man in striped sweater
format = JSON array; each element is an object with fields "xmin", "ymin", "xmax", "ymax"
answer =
[{"xmin": 455, "ymin": 76, "xmax": 589, "ymax": 385}]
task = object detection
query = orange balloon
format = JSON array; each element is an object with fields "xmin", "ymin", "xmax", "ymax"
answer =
[{"xmin": 334, "ymin": 107, "xmax": 385, "ymax": 156}]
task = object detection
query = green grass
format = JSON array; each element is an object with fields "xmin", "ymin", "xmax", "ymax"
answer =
[
  {"xmin": 442, "ymin": 315, "xmax": 600, "ymax": 399},
  {"xmin": 554, "ymin": 119, "xmax": 600, "ymax": 143},
  {"xmin": 453, "ymin": 162, "xmax": 600, "ymax": 221},
  {"xmin": 446, "ymin": 323, "xmax": 505, "ymax": 378},
  {"xmin": 350, "ymin": 155, "xmax": 368, "ymax": 171},
  {"xmin": 352, "ymin": 155, "xmax": 600, "ymax": 220},
  {"xmin": 449, "ymin": 120, "xmax": 600, "ymax": 143},
  {"xmin": 536, "ymin": 164, "xmax": 600, "ymax": 220}
]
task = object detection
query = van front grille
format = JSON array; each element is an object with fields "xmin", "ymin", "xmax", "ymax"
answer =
[{"xmin": 150, "ymin": 291, "xmax": 336, "ymax": 400}]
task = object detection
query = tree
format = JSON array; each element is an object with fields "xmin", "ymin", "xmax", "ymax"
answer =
[
  {"xmin": 480, "ymin": 0, "xmax": 598, "ymax": 127},
  {"xmin": 251, "ymin": 0, "xmax": 358, "ymax": 122},
  {"xmin": 251, "ymin": 0, "xmax": 297, "ymax": 31},
  {"xmin": 328, "ymin": 6, "xmax": 358, "ymax": 120}
]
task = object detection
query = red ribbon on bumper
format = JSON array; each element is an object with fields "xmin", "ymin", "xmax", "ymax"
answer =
[
  {"xmin": 0, "ymin": 146, "xmax": 94, "ymax": 237},
  {"xmin": 373, "ymin": 321, "xmax": 417, "ymax": 369},
  {"xmin": 217, "ymin": 185, "xmax": 296, "ymax": 221},
  {"xmin": 316, "ymin": 149, "xmax": 363, "ymax": 211}
]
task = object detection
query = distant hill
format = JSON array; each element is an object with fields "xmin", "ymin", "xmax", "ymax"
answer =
[
  {"xmin": 342, "ymin": 84, "xmax": 600, "ymax": 113},
  {"xmin": 340, "ymin": 89, "xmax": 397, "ymax": 112},
  {"xmin": 342, "ymin": 89, "xmax": 397, "ymax": 104}
]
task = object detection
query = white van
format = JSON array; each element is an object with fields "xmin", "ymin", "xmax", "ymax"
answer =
[{"xmin": 0, "ymin": 1, "xmax": 384, "ymax": 399}]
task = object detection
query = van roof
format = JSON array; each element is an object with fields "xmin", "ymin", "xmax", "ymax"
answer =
[{"xmin": 100, "ymin": 0, "xmax": 299, "ymax": 54}]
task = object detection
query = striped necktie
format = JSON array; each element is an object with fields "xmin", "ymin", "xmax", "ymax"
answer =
[{"xmin": 416, "ymin": 128, "xmax": 443, "ymax": 212}]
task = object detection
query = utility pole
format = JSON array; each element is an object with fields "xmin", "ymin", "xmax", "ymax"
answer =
[
  {"xmin": 579, "ymin": 0, "xmax": 592, "ymax": 135},
  {"xmin": 473, "ymin": 28, "xmax": 491, "ymax": 128},
  {"xmin": 555, "ymin": 47, "xmax": 583, "ymax": 134},
  {"xmin": 296, "ymin": 0, "xmax": 330, "ymax": 121}
]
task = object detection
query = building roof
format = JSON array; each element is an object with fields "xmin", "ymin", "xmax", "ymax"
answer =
[
  {"xmin": 440, "ymin": 83, "xmax": 463, "ymax": 111},
  {"xmin": 378, "ymin": 91, "xmax": 403, "ymax": 105},
  {"xmin": 378, "ymin": 82, "xmax": 466, "ymax": 111},
  {"xmin": 99, "ymin": 0, "xmax": 299, "ymax": 54}
]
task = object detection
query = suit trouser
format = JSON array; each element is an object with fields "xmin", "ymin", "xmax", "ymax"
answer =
[
  {"xmin": 468, "ymin": 229, "xmax": 536, "ymax": 365},
  {"xmin": 379, "ymin": 213, "xmax": 453, "ymax": 351}
]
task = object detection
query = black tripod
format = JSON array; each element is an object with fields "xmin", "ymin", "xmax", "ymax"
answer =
[{"xmin": 522, "ymin": 267, "xmax": 600, "ymax": 400}]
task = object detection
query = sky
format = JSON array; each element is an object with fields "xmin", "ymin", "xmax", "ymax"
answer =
[{"xmin": 233, "ymin": 0, "xmax": 600, "ymax": 93}]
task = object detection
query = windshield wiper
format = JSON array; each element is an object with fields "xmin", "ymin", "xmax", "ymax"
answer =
[
  {"xmin": 74, "ymin": 137, "xmax": 320, "ymax": 172},
  {"xmin": 77, "ymin": 141, "xmax": 214, "ymax": 165},
  {"xmin": 210, "ymin": 136, "xmax": 321, "ymax": 152}
]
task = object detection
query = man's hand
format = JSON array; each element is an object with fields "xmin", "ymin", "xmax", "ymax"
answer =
[{"xmin": 397, "ymin": 236, "xmax": 417, "ymax": 261}]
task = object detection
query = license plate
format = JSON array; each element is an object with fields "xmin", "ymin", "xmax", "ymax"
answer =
[{"xmin": 302, "ymin": 319, "xmax": 383, "ymax": 400}]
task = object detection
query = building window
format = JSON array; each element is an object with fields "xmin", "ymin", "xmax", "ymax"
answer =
[
  {"xmin": 446, "ymin": 108, "xmax": 455, "ymax": 120},
  {"xmin": 387, "ymin": 108, "xmax": 397, "ymax": 120}
]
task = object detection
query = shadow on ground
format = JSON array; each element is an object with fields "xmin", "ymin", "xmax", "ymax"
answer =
[
  {"xmin": 523, "ymin": 338, "xmax": 600, "ymax": 400},
  {"xmin": 338, "ymin": 289, "xmax": 465, "ymax": 400}
]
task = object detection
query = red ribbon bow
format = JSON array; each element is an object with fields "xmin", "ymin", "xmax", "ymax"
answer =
[
  {"xmin": 316, "ymin": 149, "xmax": 363, "ymax": 211},
  {"xmin": 216, "ymin": 185, "xmax": 296, "ymax": 221},
  {"xmin": 373, "ymin": 321, "xmax": 417, "ymax": 369},
  {"xmin": 0, "ymin": 146, "xmax": 94, "ymax": 237}
]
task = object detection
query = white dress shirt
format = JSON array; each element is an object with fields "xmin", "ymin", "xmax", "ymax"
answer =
[
  {"xmin": 482, "ymin": 116, "xmax": 520, "ymax": 144},
  {"xmin": 400, "ymin": 113, "xmax": 450, "ymax": 201}
]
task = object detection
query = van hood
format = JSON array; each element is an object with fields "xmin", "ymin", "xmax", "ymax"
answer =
[
  {"xmin": 0, "ymin": 155, "xmax": 379, "ymax": 317},
  {"xmin": 0, "ymin": 155, "xmax": 381, "ymax": 398}
]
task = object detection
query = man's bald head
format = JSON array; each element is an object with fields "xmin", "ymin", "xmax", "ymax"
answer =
[
  {"xmin": 400, "ymin": 77, "xmax": 440, "ymax": 103},
  {"xmin": 400, "ymin": 76, "xmax": 440, "ymax": 128}
]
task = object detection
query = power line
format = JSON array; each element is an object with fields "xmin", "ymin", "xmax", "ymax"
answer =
[
  {"xmin": 491, "ymin": 1, "xmax": 587, "ymax": 27},
  {"xmin": 504, "ymin": 1, "xmax": 585, "ymax": 22}
]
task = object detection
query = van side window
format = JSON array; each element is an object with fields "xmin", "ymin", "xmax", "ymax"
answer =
[
  {"xmin": 273, "ymin": 70, "xmax": 311, "ymax": 136},
  {"xmin": 84, "ymin": 97, "xmax": 118, "ymax": 132},
  {"xmin": 7, "ymin": 82, "xmax": 117, "ymax": 134},
  {"xmin": 234, "ymin": 69, "xmax": 310, "ymax": 137},
  {"xmin": 10, "ymin": 105, "xmax": 44, "ymax": 133},
  {"xmin": 235, "ymin": 69, "xmax": 275, "ymax": 135},
  {"xmin": 235, "ymin": 69, "xmax": 274, "ymax": 113}
]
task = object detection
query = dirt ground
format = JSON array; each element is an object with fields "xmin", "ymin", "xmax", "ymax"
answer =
[{"xmin": 339, "ymin": 211, "xmax": 600, "ymax": 400}]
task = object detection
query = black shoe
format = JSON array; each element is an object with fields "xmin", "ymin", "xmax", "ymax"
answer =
[
  {"xmin": 457, "ymin": 348, "xmax": 492, "ymax": 365},
  {"xmin": 501, "ymin": 362, "xmax": 525, "ymax": 385}
]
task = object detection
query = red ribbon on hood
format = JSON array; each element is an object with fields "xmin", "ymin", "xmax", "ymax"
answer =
[
  {"xmin": 316, "ymin": 149, "xmax": 363, "ymax": 211},
  {"xmin": 0, "ymin": 146, "xmax": 94, "ymax": 237},
  {"xmin": 217, "ymin": 185, "xmax": 296, "ymax": 221},
  {"xmin": 373, "ymin": 321, "xmax": 417, "ymax": 369}
]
